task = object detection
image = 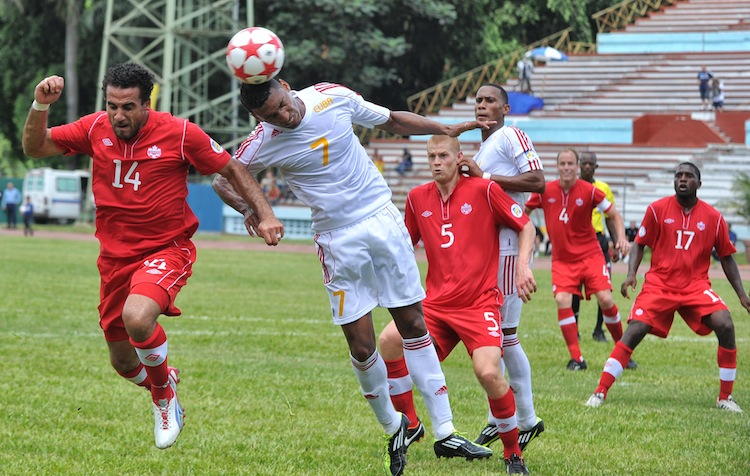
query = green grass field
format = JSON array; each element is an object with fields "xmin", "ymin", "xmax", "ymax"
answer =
[{"xmin": 1, "ymin": 233, "xmax": 748, "ymax": 475}]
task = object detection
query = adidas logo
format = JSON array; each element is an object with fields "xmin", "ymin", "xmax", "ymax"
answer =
[{"xmin": 435, "ymin": 385, "xmax": 448, "ymax": 396}]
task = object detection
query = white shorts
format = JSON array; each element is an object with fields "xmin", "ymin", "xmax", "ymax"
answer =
[
  {"xmin": 499, "ymin": 226, "xmax": 519, "ymax": 255},
  {"xmin": 314, "ymin": 203, "xmax": 426, "ymax": 326},
  {"xmin": 498, "ymin": 254, "xmax": 522, "ymax": 329}
]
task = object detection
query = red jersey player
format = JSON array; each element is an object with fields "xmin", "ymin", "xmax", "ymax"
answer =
[
  {"xmin": 22, "ymin": 63, "xmax": 283, "ymax": 449},
  {"xmin": 525, "ymin": 148, "xmax": 629, "ymax": 371},
  {"xmin": 586, "ymin": 162, "xmax": 750, "ymax": 412},
  {"xmin": 378, "ymin": 135, "xmax": 537, "ymax": 475}
]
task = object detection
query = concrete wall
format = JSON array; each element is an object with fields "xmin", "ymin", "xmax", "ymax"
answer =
[
  {"xmin": 419, "ymin": 117, "xmax": 633, "ymax": 144},
  {"xmin": 598, "ymin": 31, "xmax": 750, "ymax": 54}
]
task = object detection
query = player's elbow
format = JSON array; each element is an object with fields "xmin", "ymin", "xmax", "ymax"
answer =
[{"xmin": 212, "ymin": 174, "xmax": 229, "ymax": 194}]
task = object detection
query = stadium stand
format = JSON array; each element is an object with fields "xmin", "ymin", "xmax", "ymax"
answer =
[{"xmin": 368, "ymin": 0, "xmax": 750, "ymax": 242}]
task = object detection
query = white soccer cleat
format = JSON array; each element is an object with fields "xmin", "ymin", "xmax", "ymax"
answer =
[
  {"xmin": 586, "ymin": 392, "xmax": 605, "ymax": 408},
  {"xmin": 716, "ymin": 395, "xmax": 743, "ymax": 413},
  {"xmin": 153, "ymin": 377, "xmax": 184, "ymax": 449}
]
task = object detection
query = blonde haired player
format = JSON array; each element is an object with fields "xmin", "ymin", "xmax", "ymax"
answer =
[{"xmin": 379, "ymin": 135, "xmax": 536, "ymax": 475}]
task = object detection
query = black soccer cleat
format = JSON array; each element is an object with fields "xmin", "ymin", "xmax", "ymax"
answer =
[
  {"xmin": 518, "ymin": 417, "xmax": 545, "ymax": 451},
  {"xmin": 566, "ymin": 358, "xmax": 587, "ymax": 371},
  {"xmin": 505, "ymin": 453, "xmax": 530, "ymax": 475},
  {"xmin": 383, "ymin": 413, "xmax": 409, "ymax": 476},
  {"xmin": 474, "ymin": 423, "xmax": 500, "ymax": 447},
  {"xmin": 434, "ymin": 433, "xmax": 493, "ymax": 461},
  {"xmin": 405, "ymin": 420, "xmax": 425, "ymax": 450}
]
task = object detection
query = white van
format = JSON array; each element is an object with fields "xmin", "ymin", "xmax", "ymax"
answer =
[{"xmin": 22, "ymin": 168, "xmax": 90, "ymax": 224}]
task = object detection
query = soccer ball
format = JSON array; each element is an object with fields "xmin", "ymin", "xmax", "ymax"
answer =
[{"xmin": 225, "ymin": 27, "xmax": 285, "ymax": 85}]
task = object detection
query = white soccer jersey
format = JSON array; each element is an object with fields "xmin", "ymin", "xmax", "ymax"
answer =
[
  {"xmin": 235, "ymin": 83, "xmax": 392, "ymax": 233},
  {"xmin": 472, "ymin": 125, "xmax": 543, "ymax": 207},
  {"xmin": 472, "ymin": 125, "xmax": 543, "ymax": 255}
]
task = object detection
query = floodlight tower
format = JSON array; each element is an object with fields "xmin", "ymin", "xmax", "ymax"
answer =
[{"xmin": 96, "ymin": 0, "xmax": 254, "ymax": 151}]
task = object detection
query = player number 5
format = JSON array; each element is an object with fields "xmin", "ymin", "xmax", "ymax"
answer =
[{"xmin": 441, "ymin": 223, "xmax": 455, "ymax": 248}]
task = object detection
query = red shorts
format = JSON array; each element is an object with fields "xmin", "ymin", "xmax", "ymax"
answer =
[
  {"xmin": 628, "ymin": 282, "xmax": 729, "ymax": 338},
  {"xmin": 423, "ymin": 290, "xmax": 503, "ymax": 360},
  {"xmin": 551, "ymin": 254, "xmax": 611, "ymax": 299},
  {"xmin": 97, "ymin": 237, "xmax": 196, "ymax": 341}
]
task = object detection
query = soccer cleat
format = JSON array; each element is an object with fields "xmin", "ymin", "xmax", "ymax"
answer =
[
  {"xmin": 153, "ymin": 379, "xmax": 184, "ymax": 449},
  {"xmin": 625, "ymin": 358, "xmax": 638, "ymax": 370},
  {"xmin": 717, "ymin": 395, "xmax": 743, "ymax": 413},
  {"xmin": 518, "ymin": 417, "xmax": 545, "ymax": 451},
  {"xmin": 434, "ymin": 433, "xmax": 493, "ymax": 461},
  {"xmin": 586, "ymin": 392, "xmax": 606, "ymax": 408},
  {"xmin": 168, "ymin": 367, "xmax": 180, "ymax": 386},
  {"xmin": 405, "ymin": 420, "xmax": 425, "ymax": 449},
  {"xmin": 505, "ymin": 453, "xmax": 530, "ymax": 475},
  {"xmin": 592, "ymin": 328, "xmax": 608, "ymax": 342},
  {"xmin": 566, "ymin": 358, "xmax": 587, "ymax": 371},
  {"xmin": 474, "ymin": 423, "xmax": 500, "ymax": 447},
  {"xmin": 383, "ymin": 413, "xmax": 409, "ymax": 476}
]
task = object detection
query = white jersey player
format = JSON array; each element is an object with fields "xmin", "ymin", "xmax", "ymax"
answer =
[
  {"xmin": 213, "ymin": 79, "xmax": 494, "ymax": 476},
  {"xmin": 460, "ymin": 83, "xmax": 546, "ymax": 451}
]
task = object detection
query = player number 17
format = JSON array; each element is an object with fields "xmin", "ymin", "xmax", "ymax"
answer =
[{"xmin": 675, "ymin": 229, "xmax": 695, "ymax": 250}]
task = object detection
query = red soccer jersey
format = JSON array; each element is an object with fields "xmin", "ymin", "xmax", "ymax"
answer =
[
  {"xmin": 405, "ymin": 176, "xmax": 529, "ymax": 309},
  {"xmin": 636, "ymin": 196, "xmax": 736, "ymax": 291},
  {"xmin": 526, "ymin": 179, "xmax": 610, "ymax": 262},
  {"xmin": 51, "ymin": 111, "xmax": 231, "ymax": 258}
]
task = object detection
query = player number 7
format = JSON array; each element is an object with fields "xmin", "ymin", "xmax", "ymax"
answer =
[{"xmin": 311, "ymin": 137, "xmax": 329, "ymax": 166}]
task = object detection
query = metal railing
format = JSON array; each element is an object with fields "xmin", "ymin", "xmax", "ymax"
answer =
[
  {"xmin": 356, "ymin": 29, "xmax": 595, "ymax": 143},
  {"xmin": 358, "ymin": 0, "xmax": 673, "ymax": 143},
  {"xmin": 592, "ymin": 0, "xmax": 679, "ymax": 33}
]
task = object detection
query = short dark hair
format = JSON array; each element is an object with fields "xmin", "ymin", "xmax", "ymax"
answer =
[
  {"xmin": 580, "ymin": 150, "xmax": 597, "ymax": 162},
  {"xmin": 102, "ymin": 63, "xmax": 154, "ymax": 105},
  {"xmin": 677, "ymin": 161, "xmax": 701, "ymax": 181},
  {"xmin": 240, "ymin": 79, "xmax": 282, "ymax": 111},
  {"xmin": 479, "ymin": 83, "xmax": 508, "ymax": 104}
]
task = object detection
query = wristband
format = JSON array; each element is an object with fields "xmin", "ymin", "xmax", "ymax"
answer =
[
  {"xmin": 32, "ymin": 100, "xmax": 49, "ymax": 111},
  {"xmin": 482, "ymin": 172, "xmax": 492, "ymax": 180}
]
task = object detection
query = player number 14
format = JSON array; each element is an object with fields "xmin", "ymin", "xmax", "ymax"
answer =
[{"xmin": 112, "ymin": 160, "xmax": 142, "ymax": 191}]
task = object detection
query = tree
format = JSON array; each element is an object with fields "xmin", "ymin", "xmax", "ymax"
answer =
[{"xmin": 0, "ymin": 0, "xmax": 101, "ymax": 174}]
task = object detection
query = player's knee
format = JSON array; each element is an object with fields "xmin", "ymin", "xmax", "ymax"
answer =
[
  {"xmin": 710, "ymin": 312, "xmax": 735, "ymax": 339},
  {"xmin": 378, "ymin": 323, "xmax": 403, "ymax": 358}
]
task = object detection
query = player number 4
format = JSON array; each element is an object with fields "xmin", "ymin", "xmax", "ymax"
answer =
[
  {"xmin": 558, "ymin": 207, "xmax": 569, "ymax": 224},
  {"xmin": 112, "ymin": 160, "xmax": 142, "ymax": 191}
]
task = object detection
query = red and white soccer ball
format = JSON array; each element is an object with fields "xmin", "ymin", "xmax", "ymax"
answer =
[{"xmin": 225, "ymin": 27, "xmax": 285, "ymax": 85}]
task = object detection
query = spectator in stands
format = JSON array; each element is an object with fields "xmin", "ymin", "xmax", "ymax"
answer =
[
  {"xmin": 697, "ymin": 66, "xmax": 714, "ymax": 111},
  {"xmin": 711, "ymin": 77, "xmax": 725, "ymax": 113},
  {"xmin": 260, "ymin": 169, "xmax": 281, "ymax": 205},
  {"xmin": 625, "ymin": 220, "xmax": 638, "ymax": 243},
  {"xmin": 516, "ymin": 56, "xmax": 534, "ymax": 94},
  {"xmin": 396, "ymin": 147, "xmax": 413, "ymax": 176}
]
